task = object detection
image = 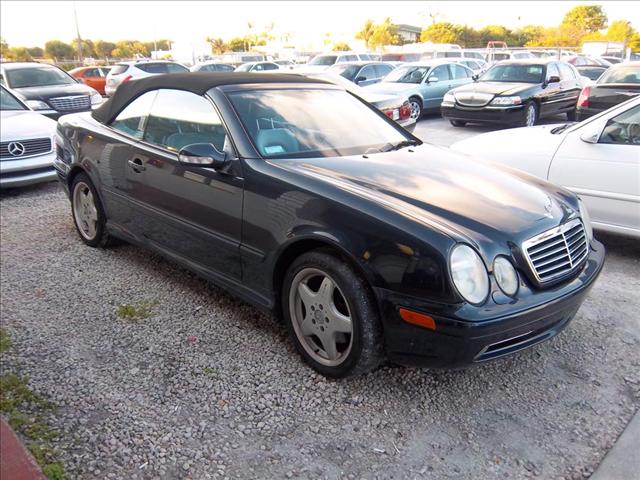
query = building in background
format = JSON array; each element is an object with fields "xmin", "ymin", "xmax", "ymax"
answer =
[{"xmin": 394, "ymin": 24, "xmax": 422, "ymax": 44}]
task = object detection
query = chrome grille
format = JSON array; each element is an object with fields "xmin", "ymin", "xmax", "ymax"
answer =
[
  {"xmin": 454, "ymin": 91, "xmax": 494, "ymax": 107},
  {"xmin": 0, "ymin": 138, "xmax": 52, "ymax": 160},
  {"xmin": 523, "ymin": 219, "xmax": 589, "ymax": 284},
  {"xmin": 48, "ymin": 95, "xmax": 90, "ymax": 112}
]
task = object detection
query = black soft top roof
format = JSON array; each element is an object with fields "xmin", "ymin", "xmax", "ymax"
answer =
[{"xmin": 92, "ymin": 72, "xmax": 329, "ymax": 124}]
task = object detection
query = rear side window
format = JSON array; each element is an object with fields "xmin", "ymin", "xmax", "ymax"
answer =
[
  {"xmin": 143, "ymin": 89, "xmax": 227, "ymax": 152},
  {"xmin": 110, "ymin": 91, "xmax": 158, "ymax": 138},
  {"xmin": 136, "ymin": 63, "xmax": 167, "ymax": 74},
  {"xmin": 449, "ymin": 64, "xmax": 470, "ymax": 79},
  {"xmin": 110, "ymin": 65, "xmax": 129, "ymax": 75},
  {"xmin": 165, "ymin": 63, "xmax": 188, "ymax": 73}
]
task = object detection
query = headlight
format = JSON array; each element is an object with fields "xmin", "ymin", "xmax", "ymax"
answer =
[
  {"xmin": 442, "ymin": 93, "xmax": 455, "ymax": 105},
  {"xmin": 493, "ymin": 257, "xmax": 519, "ymax": 296},
  {"xmin": 450, "ymin": 244, "xmax": 490, "ymax": 304},
  {"xmin": 578, "ymin": 198, "xmax": 593, "ymax": 242},
  {"xmin": 90, "ymin": 92, "xmax": 103, "ymax": 106},
  {"xmin": 25, "ymin": 100, "xmax": 50, "ymax": 110},
  {"xmin": 490, "ymin": 96, "xmax": 522, "ymax": 106}
]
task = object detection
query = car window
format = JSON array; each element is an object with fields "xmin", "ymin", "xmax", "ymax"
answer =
[
  {"xmin": 309, "ymin": 55, "xmax": 337, "ymax": 66},
  {"xmin": 143, "ymin": 89, "xmax": 227, "ymax": 152},
  {"xmin": 579, "ymin": 67, "xmax": 606, "ymax": 81},
  {"xmin": 5, "ymin": 66, "xmax": 75, "ymax": 88},
  {"xmin": 100, "ymin": 68, "xmax": 112, "ymax": 76},
  {"xmin": 558, "ymin": 63, "xmax": 576, "ymax": 80},
  {"xmin": 136, "ymin": 63, "xmax": 166, "ymax": 74},
  {"xmin": 599, "ymin": 105, "xmax": 640, "ymax": 145},
  {"xmin": 546, "ymin": 63, "xmax": 560, "ymax": 80},
  {"xmin": 341, "ymin": 55, "xmax": 358, "ymax": 62},
  {"xmin": 84, "ymin": 68, "xmax": 100, "ymax": 78},
  {"xmin": 383, "ymin": 65, "xmax": 430, "ymax": 84},
  {"xmin": 481, "ymin": 64, "xmax": 543, "ymax": 83},
  {"xmin": 1, "ymin": 86, "xmax": 26, "ymax": 110},
  {"xmin": 374, "ymin": 64, "xmax": 392, "ymax": 78},
  {"xmin": 261, "ymin": 63, "xmax": 279, "ymax": 71},
  {"xmin": 428, "ymin": 65, "xmax": 451, "ymax": 82},
  {"xmin": 359, "ymin": 65, "xmax": 377, "ymax": 80},
  {"xmin": 110, "ymin": 65, "xmax": 129, "ymax": 75},
  {"xmin": 599, "ymin": 65, "xmax": 640, "ymax": 84},
  {"xmin": 165, "ymin": 63, "xmax": 188, "ymax": 73},
  {"xmin": 449, "ymin": 64, "xmax": 470, "ymax": 79},
  {"xmin": 110, "ymin": 91, "xmax": 158, "ymax": 139}
]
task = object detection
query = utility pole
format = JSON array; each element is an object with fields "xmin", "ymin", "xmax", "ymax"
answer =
[{"xmin": 73, "ymin": 1, "xmax": 83, "ymax": 64}]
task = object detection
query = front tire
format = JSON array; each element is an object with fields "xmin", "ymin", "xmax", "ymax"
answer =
[
  {"xmin": 282, "ymin": 250, "xmax": 384, "ymax": 378},
  {"xmin": 522, "ymin": 102, "xmax": 538, "ymax": 127},
  {"xmin": 450, "ymin": 120, "xmax": 467, "ymax": 127},
  {"xmin": 71, "ymin": 173, "xmax": 112, "ymax": 248},
  {"xmin": 409, "ymin": 97, "xmax": 422, "ymax": 121}
]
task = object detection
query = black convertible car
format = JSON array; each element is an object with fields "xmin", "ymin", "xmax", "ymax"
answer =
[
  {"xmin": 441, "ymin": 59, "xmax": 584, "ymax": 127},
  {"xmin": 55, "ymin": 73, "xmax": 604, "ymax": 378}
]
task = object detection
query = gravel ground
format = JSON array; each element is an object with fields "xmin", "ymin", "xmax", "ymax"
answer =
[{"xmin": 1, "ymin": 117, "xmax": 639, "ymax": 479}]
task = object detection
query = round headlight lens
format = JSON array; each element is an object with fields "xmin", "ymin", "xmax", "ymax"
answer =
[
  {"xmin": 450, "ymin": 244, "xmax": 489, "ymax": 304},
  {"xmin": 493, "ymin": 256, "xmax": 519, "ymax": 296},
  {"xmin": 578, "ymin": 198, "xmax": 593, "ymax": 242}
]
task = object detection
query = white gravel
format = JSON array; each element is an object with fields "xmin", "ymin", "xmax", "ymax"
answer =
[{"xmin": 1, "ymin": 180, "xmax": 639, "ymax": 480}]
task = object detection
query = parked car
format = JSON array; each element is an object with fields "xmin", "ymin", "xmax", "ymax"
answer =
[
  {"xmin": 365, "ymin": 61, "xmax": 475, "ymax": 119},
  {"xmin": 451, "ymin": 96, "xmax": 640, "ymax": 238},
  {"xmin": 486, "ymin": 50, "xmax": 536, "ymax": 63},
  {"xmin": 302, "ymin": 52, "xmax": 367, "ymax": 72},
  {"xmin": 274, "ymin": 60, "xmax": 296, "ymax": 70},
  {"xmin": 327, "ymin": 61, "xmax": 395, "ymax": 86},
  {"xmin": 461, "ymin": 50, "xmax": 485, "ymax": 60},
  {"xmin": 190, "ymin": 62, "xmax": 235, "ymax": 72},
  {"xmin": 600, "ymin": 56, "xmax": 623, "ymax": 64},
  {"xmin": 576, "ymin": 65, "xmax": 608, "ymax": 81},
  {"xmin": 69, "ymin": 66, "xmax": 112, "ymax": 95},
  {"xmin": 456, "ymin": 59, "xmax": 488, "ymax": 74},
  {"xmin": 220, "ymin": 52, "xmax": 265, "ymax": 66},
  {"xmin": 380, "ymin": 53, "xmax": 421, "ymax": 62},
  {"xmin": 235, "ymin": 61, "xmax": 281, "ymax": 72},
  {"xmin": 304, "ymin": 72, "xmax": 415, "ymax": 131},
  {"xmin": 0, "ymin": 85, "xmax": 57, "ymax": 188},
  {"xmin": 105, "ymin": 60, "xmax": 189, "ymax": 96},
  {"xmin": 576, "ymin": 62, "xmax": 640, "ymax": 120},
  {"xmin": 441, "ymin": 59, "xmax": 584, "ymax": 127},
  {"xmin": 54, "ymin": 72, "xmax": 604, "ymax": 377},
  {"xmin": 0, "ymin": 62, "xmax": 103, "ymax": 119},
  {"xmin": 567, "ymin": 56, "xmax": 611, "ymax": 67}
]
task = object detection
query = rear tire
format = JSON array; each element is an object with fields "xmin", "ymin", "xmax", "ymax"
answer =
[
  {"xmin": 282, "ymin": 250, "xmax": 384, "ymax": 378},
  {"xmin": 450, "ymin": 120, "xmax": 467, "ymax": 127},
  {"xmin": 71, "ymin": 173, "xmax": 113, "ymax": 248}
]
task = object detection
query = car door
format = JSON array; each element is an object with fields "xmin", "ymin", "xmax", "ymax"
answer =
[
  {"xmin": 539, "ymin": 63, "xmax": 564, "ymax": 117},
  {"xmin": 421, "ymin": 64, "xmax": 452, "ymax": 110},
  {"xmin": 130, "ymin": 88, "xmax": 244, "ymax": 279},
  {"xmin": 548, "ymin": 104, "xmax": 640, "ymax": 233},
  {"xmin": 448, "ymin": 64, "xmax": 473, "ymax": 89},
  {"xmin": 557, "ymin": 62, "xmax": 583, "ymax": 111}
]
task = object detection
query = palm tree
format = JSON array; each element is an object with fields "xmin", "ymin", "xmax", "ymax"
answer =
[{"xmin": 206, "ymin": 37, "xmax": 227, "ymax": 55}]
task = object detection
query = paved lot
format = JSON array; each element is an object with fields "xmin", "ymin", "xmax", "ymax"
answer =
[{"xmin": 1, "ymin": 116, "xmax": 639, "ymax": 480}]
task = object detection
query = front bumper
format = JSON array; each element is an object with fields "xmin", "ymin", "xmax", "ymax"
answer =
[
  {"xmin": 441, "ymin": 104, "xmax": 527, "ymax": 125},
  {"xmin": 0, "ymin": 151, "xmax": 58, "ymax": 188},
  {"xmin": 377, "ymin": 240, "xmax": 605, "ymax": 368}
]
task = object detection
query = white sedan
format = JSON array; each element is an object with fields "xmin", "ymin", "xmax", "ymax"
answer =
[
  {"xmin": 1, "ymin": 85, "xmax": 58, "ymax": 188},
  {"xmin": 451, "ymin": 97, "xmax": 640, "ymax": 238}
]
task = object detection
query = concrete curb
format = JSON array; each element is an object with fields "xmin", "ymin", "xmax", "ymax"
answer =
[
  {"xmin": 0, "ymin": 418, "xmax": 46, "ymax": 480},
  {"xmin": 589, "ymin": 410, "xmax": 640, "ymax": 480}
]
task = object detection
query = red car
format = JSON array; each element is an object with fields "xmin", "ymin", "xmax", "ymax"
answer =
[{"xmin": 69, "ymin": 66, "xmax": 112, "ymax": 95}]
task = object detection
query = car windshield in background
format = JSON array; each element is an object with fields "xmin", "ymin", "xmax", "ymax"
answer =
[
  {"xmin": 329, "ymin": 64, "xmax": 360, "ymax": 81},
  {"xmin": 6, "ymin": 67, "xmax": 76, "ymax": 88},
  {"xmin": 227, "ymin": 88, "xmax": 408, "ymax": 159},
  {"xmin": 0, "ymin": 86, "xmax": 26, "ymax": 110},
  {"xmin": 481, "ymin": 64, "xmax": 544, "ymax": 83},
  {"xmin": 599, "ymin": 66, "xmax": 640, "ymax": 84},
  {"xmin": 309, "ymin": 55, "xmax": 337, "ymax": 66},
  {"xmin": 383, "ymin": 65, "xmax": 429, "ymax": 84}
]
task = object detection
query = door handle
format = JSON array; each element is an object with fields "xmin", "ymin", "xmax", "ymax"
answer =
[{"xmin": 128, "ymin": 158, "xmax": 145, "ymax": 172}]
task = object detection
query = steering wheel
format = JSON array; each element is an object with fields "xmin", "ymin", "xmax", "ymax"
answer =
[{"xmin": 627, "ymin": 122, "xmax": 640, "ymax": 145}]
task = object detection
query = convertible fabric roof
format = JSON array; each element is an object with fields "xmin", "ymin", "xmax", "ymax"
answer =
[{"xmin": 92, "ymin": 72, "xmax": 329, "ymax": 124}]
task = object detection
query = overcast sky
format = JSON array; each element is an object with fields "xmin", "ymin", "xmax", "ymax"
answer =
[{"xmin": 1, "ymin": 1, "xmax": 636, "ymax": 47}]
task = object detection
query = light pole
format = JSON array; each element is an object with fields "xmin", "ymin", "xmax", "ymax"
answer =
[{"xmin": 73, "ymin": 1, "xmax": 83, "ymax": 64}]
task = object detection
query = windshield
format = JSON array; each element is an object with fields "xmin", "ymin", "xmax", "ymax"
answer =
[
  {"xmin": 0, "ymin": 86, "xmax": 26, "ymax": 110},
  {"xmin": 480, "ymin": 64, "xmax": 544, "ymax": 83},
  {"xmin": 6, "ymin": 66, "xmax": 76, "ymax": 88},
  {"xmin": 309, "ymin": 55, "xmax": 337, "ymax": 66},
  {"xmin": 599, "ymin": 65, "xmax": 640, "ymax": 84},
  {"xmin": 227, "ymin": 88, "xmax": 408, "ymax": 159},
  {"xmin": 383, "ymin": 65, "xmax": 429, "ymax": 84},
  {"xmin": 328, "ymin": 64, "xmax": 360, "ymax": 81}
]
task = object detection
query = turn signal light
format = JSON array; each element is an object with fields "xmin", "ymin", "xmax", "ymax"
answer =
[
  {"xmin": 577, "ymin": 86, "xmax": 591, "ymax": 108},
  {"xmin": 399, "ymin": 102, "xmax": 411, "ymax": 120},
  {"xmin": 399, "ymin": 308, "xmax": 436, "ymax": 330}
]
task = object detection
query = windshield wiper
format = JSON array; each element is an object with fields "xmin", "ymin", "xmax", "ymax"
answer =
[
  {"xmin": 550, "ymin": 123, "xmax": 573, "ymax": 134},
  {"xmin": 381, "ymin": 139, "xmax": 420, "ymax": 152}
]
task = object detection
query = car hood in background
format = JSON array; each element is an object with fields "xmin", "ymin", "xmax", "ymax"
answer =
[
  {"xmin": 364, "ymin": 82, "xmax": 419, "ymax": 95},
  {"xmin": 451, "ymin": 81, "xmax": 536, "ymax": 97},
  {"xmin": 450, "ymin": 124, "xmax": 569, "ymax": 179},
  {"xmin": 11, "ymin": 83, "xmax": 96, "ymax": 101},
  {"xmin": 272, "ymin": 143, "xmax": 576, "ymax": 252},
  {"xmin": 0, "ymin": 110, "xmax": 57, "ymax": 140}
]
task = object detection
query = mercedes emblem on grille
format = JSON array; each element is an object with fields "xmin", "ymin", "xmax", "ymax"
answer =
[{"xmin": 7, "ymin": 142, "xmax": 26, "ymax": 157}]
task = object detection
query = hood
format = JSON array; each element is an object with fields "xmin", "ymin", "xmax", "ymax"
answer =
[
  {"xmin": 12, "ymin": 83, "xmax": 96, "ymax": 101},
  {"xmin": 451, "ymin": 81, "xmax": 535, "ymax": 97},
  {"xmin": 450, "ymin": 124, "xmax": 567, "ymax": 179},
  {"xmin": 0, "ymin": 110, "xmax": 57, "ymax": 141},
  {"xmin": 364, "ymin": 82, "xmax": 417, "ymax": 96},
  {"xmin": 272, "ymin": 144, "xmax": 577, "ymax": 257}
]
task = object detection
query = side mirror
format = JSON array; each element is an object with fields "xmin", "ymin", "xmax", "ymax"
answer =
[
  {"xmin": 178, "ymin": 143, "xmax": 228, "ymax": 169},
  {"xmin": 355, "ymin": 75, "xmax": 366, "ymax": 84},
  {"xmin": 580, "ymin": 125, "xmax": 601, "ymax": 144},
  {"xmin": 472, "ymin": 74, "xmax": 479, "ymax": 81},
  {"xmin": 547, "ymin": 75, "xmax": 561, "ymax": 84},
  {"xmin": 427, "ymin": 76, "xmax": 439, "ymax": 83}
]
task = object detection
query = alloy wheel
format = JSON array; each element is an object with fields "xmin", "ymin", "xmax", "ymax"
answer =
[
  {"xmin": 525, "ymin": 104, "xmax": 536, "ymax": 127},
  {"xmin": 409, "ymin": 100, "xmax": 421, "ymax": 120},
  {"xmin": 72, "ymin": 181, "xmax": 98, "ymax": 241}
]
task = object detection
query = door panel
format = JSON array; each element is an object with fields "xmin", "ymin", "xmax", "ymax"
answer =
[{"xmin": 422, "ymin": 65, "xmax": 451, "ymax": 110}]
